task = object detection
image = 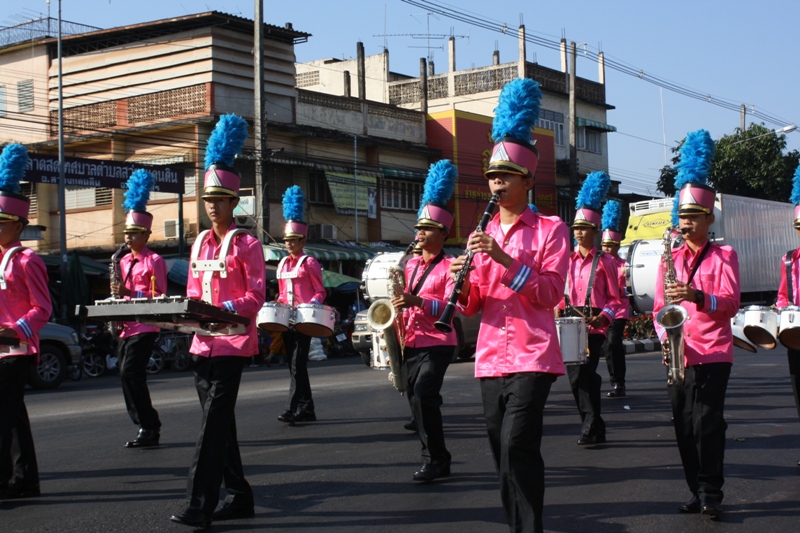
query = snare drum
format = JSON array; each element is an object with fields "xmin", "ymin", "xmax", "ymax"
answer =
[
  {"xmin": 731, "ymin": 310, "xmax": 757, "ymax": 353},
  {"xmin": 742, "ymin": 305, "xmax": 778, "ymax": 350},
  {"xmin": 294, "ymin": 303, "xmax": 336, "ymax": 337},
  {"xmin": 556, "ymin": 317, "xmax": 588, "ymax": 365},
  {"xmin": 256, "ymin": 302, "xmax": 291, "ymax": 332},
  {"xmin": 778, "ymin": 306, "xmax": 800, "ymax": 350}
]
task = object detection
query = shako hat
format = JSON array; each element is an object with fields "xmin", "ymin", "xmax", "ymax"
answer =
[
  {"xmin": 202, "ymin": 114, "xmax": 249, "ymax": 199},
  {"xmin": 485, "ymin": 78, "xmax": 542, "ymax": 179},
  {"xmin": 0, "ymin": 143, "xmax": 32, "ymax": 223}
]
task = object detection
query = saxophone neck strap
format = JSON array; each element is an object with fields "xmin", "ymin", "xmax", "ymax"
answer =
[
  {"xmin": 0, "ymin": 246, "xmax": 27, "ymax": 290},
  {"xmin": 563, "ymin": 250, "xmax": 602, "ymax": 315},
  {"xmin": 409, "ymin": 251, "xmax": 445, "ymax": 296}
]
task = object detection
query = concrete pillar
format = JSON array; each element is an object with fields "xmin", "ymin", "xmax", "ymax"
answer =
[
  {"xmin": 598, "ymin": 51, "xmax": 605, "ymax": 85},
  {"xmin": 518, "ymin": 25, "xmax": 526, "ymax": 78},
  {"xmin": 448, "ymin": 36, "xmax": 456, "ymax": 72},
  {"xmin": 492, "ymin": 50, "xmax": 500, "ymax": 65},
  {"xmin": 420, "ymin": 58, "xmax": 428, "ymax": 114},
  {"xmin": 560, "ymin": 38, "xmax": 567, "ymax": 73},
  {"xmin": 429, "ymin": 61, "xmax": 435, "ymax": 76},
  {"xmin": 343, "ymin": 70, "xmax": 351, "ymax": 97},
  {"xmin": 357, "ymin": 41, "xmax": 366, "ymax": 100}
]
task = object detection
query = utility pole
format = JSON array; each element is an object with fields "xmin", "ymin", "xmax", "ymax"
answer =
[
  {"xmin": 57, "ymin": 0, "xmax": 68, "ymax": 320},
  {"xmin": 253, "ymin": 0, "xmax": 268, "ymax": 242},
  {"xmin": 740, "ymin": 104, "xmax": 746, "ymax": 133},
  {"xmin": 569, "ymin": 41, "xmax": 578, "ymax": 215}
]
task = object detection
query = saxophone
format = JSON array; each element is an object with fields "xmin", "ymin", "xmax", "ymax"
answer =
[
  {"xmin": 655, "ymin": 227, "xmax": 688, "ymax": 386},
  {"xmin": 366, "ymin": 241, "xmax": 416, "ymax": 393},
  {"xmin": 109, "ymin": 243, "xmax": 128, "ymax": 337}
]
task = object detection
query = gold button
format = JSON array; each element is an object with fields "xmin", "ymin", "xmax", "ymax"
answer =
[
  {"xmin": 501, "ymin": 326, "xmax": 506, "ymax": 331},
  {"xmin": 504, "ymin": 240, "xmax": 509, "ymax": 245},
  {"xmin": 503, "ymin": 305, "xmax": 507, "ymax": 310}
]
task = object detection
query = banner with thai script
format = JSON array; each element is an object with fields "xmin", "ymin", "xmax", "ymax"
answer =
[{"xmin": 24, "ymin": 154, "xmax": 185, "ymax": 194}]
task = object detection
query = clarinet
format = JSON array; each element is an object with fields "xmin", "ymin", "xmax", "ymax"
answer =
[{"xmin": 434, "ymin": 193, "xmax": 499, "ymax": 333}]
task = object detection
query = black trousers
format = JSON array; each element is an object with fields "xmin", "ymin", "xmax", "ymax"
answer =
[
  {"xmin": 282, "ymin": 330, "xmax": 314, "ymax": 414},
  {"xmin": 668, "ymin": 362, "xmax": 731, "ymax": 504},
  {"xmin": 404, "ymin": 345, "xmax": 454, "ymax": 465},
  {"xmin": 481, "ymin": 372, "xmax": 554, "ymax": 533},
  {"xmin": 567, "ymin": 333, "xmax": 606, "ymax": 437},
  {"xmin": 604, "ymin": 318, "xmax": 628, "ymax": 388},
  {"xmin": 118, "ymin": 333, "xmax": 161, "ymax": 430},
  {"xmin": 0, "ymin": 355, "xmax": 38, "ymax": 490},
  {"xmin": 787, "ymin": 348, "xmax": 800, "ymax": 420},
  {"xmin": 185, "ymin": 356, "xmax": 252, "ymax": 515}
]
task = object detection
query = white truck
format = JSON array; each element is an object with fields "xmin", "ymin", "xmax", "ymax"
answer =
[{"xmin": 622, "ymin": 194, "xmax": 797, "ymax": 315}]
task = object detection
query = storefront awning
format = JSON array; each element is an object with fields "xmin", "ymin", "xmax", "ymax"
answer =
[
  {"xmin": 577, "ymin": 118, "xmax": 617, "ymax": 132},
  {"xmin": 263, "ymin": 242, "xmax": 375, "ymax": 262}
]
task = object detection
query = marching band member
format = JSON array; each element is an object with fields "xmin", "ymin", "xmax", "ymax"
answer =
[
  {"xmin": 112, "ymin": 169, "xmax": 168, "ymax": 449},
  {"xmin": 170, "ymin": 115, "xmax": 266, "ymax": 527},
  {"xmin": 775, "ymin": 162, "xmax": 800, "ymax": 467},
  {"xmin": 653, "ymin": 129, "xmax": 740, "ymax": 519},
  {"xmin": 600, "ymin": 200, "xmax": 630, "ymax": 398},
  {"xmin": 0, "ymin": 144, "xmax": 52, "ymax": 500},
  {"xmin": 559, "ymin": 171, "xmax": 621, "ymax": 446},
  {"xmin": 391, "ymin": 160, "xmax": 458, "ymax": 482},
  {"xmin": 450, "ymin": 78, "xmax": 570, "ymax": 533},
  {"xmin": 276, "ymin": 186, "xmax": 326, "ymax": 426}
]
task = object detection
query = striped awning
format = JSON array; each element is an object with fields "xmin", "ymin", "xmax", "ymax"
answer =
[
  {"xmin": 577, "ymin": 118, "xmax": 617, "ymax": 132},
  {"xmin": 264, "ymin": 242, "xmax": 375, "ymax": 262}
]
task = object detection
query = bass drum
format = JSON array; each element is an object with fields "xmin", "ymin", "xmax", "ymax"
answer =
[
  {"xmin": 362, "ymin": 252, "xmax": 406, "ymax": 301},
  {"xmin": 626, "ymin": 239, "xmax": 663, "ymax": 315}
]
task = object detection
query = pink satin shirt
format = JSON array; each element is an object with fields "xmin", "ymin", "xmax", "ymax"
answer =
[
  {"xmin": 276, "ymin": 253, "xmax": 327, "ymax": 306},
  {"xmin": 402, "ymin": 253, "xmax": 457, "ymax": 348},
  {"xmin": 653, "ymin": 241, "xmax": 740, "ymax": 366},
  {"xmin": 461, "ymin": 209, "xmax": 570, "ymax": 378},
  {"xmin": 558, "ymin": 247, "xmax": 621, "ymax": 335},
  {"xmin": 612, "ymin": 255, "xmax": 630, "ymax": 320},
  {"xmin": 0, "ymin": 243, "xmax": 52, "ymax": 358},
  {"xmin": 187, "ymin": 224, "xmax": 266, "ymax": 357},
  {"xmin": 119, "ymin": 247, "xmax": 168, "ymax": 338}
]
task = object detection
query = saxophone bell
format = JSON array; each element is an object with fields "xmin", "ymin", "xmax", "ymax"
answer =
[
  {"xmin": 656, "ymin": 227, "xmax": 687, "ymax": 387},
  {"xmin": 366, "ymin": 299, "xmax": 407, "ymax": 394}
]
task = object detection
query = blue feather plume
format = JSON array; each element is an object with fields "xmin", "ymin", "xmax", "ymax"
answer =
[
  {"xmin": 418, "ymin": 160, "xmax": 457, "ymax": 218},
  {"xmin": 122, "ymin": 169, "xmax": 154, "ymax": 212},
  {"xmin": 0, "ymin": 144, "xmax": 30, "ymax": 195},
  {"xmin": 528, "ymin": 203, "xmax": 538, "ymax": 213},
  {"xmin": 671, "ymin": 129, "xmax": 715, "ymax": 226},
  {"xmin": 602, "ymin": 199, "xmax": 622, "ymax": 232},
  {"xmin": 491, "ymin": 78, "xmax": 542, "ymax": 143},
  {"xmin": 791, "ymin": 164, "xmax": 800, "ymax": 206},
  {"xmin": 282, "ymin": 185, "xmax": 305, "ymax": 222},
  {"xmin": 204, "ymin": 114, "xmax": 249, "ymax": 170},
  {"xmin": 575, "ymin": 171, "xmax": 611, "ymax": 210}
]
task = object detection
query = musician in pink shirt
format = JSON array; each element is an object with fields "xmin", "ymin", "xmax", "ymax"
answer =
[
  {"xmin": 777, "ymin": 164, "xmax": 800, "ymax": 468},
  {"xmin": 600, "ymin": 200, "xmax": 630, "ymax": 398},
  {"xmin": 171, "ymin": 115, "xmax": 265, "ymax": 528},
  {"xmin": 652, "ymin": 130, "xmax": 740, "ymax": 519},
  {"xmin": 391, "ymin": 159, "xmax": 458, "ymax": 482},
  {"xmin": 276, "ymin": 186, "xmax": 327, "ymax": 426},
  {"xmin": 558, "ymin": 171, "xmax": 620, "ymax": 447},
  {"xmin": 111, "ymin": 170, "xmax": 168, "ymax": 449},
  {"xmin": 450, "ymin": 78, "xmax": 569, "ymax": 533},
  {"xmin": 0, "ymin": 144, "xmax": 51, "ymax": 501}
]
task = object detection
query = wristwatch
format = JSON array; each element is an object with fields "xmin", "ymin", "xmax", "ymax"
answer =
[{"xmin": 694, "ymin": 290, "xmax": 705, "ymax": 308}]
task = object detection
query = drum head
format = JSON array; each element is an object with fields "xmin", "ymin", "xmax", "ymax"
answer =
[
  {"xmin": 258, "ymin": 322, "xmax": 289, "ymax": 333},
  {"xmin": 295, "ymin": 323, "xmax": 334, "ymax": 338},
  {"xmin": 778, "ymin": 328, "xmax": 800, "ymax": 351},
  {"xmin": 742, "ymin": 326, "xmax": 776, "ymax": 350},
  {"xmin": 733, "ymin": 335, "xmax": 757, "ymax": 353}
]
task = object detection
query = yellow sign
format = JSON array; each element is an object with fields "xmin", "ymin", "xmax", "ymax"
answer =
[{"xmin": 326, "ymin": 172, "xmax": 377, "ymax": 215}]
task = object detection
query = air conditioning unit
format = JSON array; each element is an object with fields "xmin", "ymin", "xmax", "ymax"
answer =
[
  {"xmin": 164, "ymin": 219, "xmax": 189, "ymax": 239},
  {"xmin": 235, "ymin": 215, "xmax": 255, "ymax": 228},
  {"xmin": 309, "ymin": 223, "xmax": 337, "ymax": 240}
]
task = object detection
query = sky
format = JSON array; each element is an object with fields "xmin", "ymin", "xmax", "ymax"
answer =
[{"xmin": 2, "ymin": 0, "xmax": 799, "ymax": 197}]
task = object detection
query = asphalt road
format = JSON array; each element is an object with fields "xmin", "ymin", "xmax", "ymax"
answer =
[{"xmin": 3, "ymin": 346, "xmax": 800, "ymax": 533}]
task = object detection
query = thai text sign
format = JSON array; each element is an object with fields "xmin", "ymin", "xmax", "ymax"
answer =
[
  {"xmin": 326, "ymin": 172, "xmax": 377, "ymax": 216},
  {"xmin": 24, "ymin": 154, "xmax": 185, "ymax": 194}
]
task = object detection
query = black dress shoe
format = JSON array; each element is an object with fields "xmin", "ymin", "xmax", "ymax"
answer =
[
  {"xmin": 278, "ymin": 410, "xmax": 295, "ymax": 425},
  {"xmin": 577, "ymin": 433, "xmax": 607, "ymax": 446},
  {"xmin": 169, "ymin": 508, "xmax": 211, "ymax": 527},
  {"xmin": 125, "ymin": 428, "xmax": 160, "ymax": 448},
  {"xmin": 607, "ymin": 387, "xmax": 626, "ymax": 398},
  {"xmin": 677, "ymin": 495, "xmax": 701, "ymax": 513},
  {"xmin": 701, "ymin": 500, "xmax": 723, "ymax": 519},
  {"xmin": 403, "ymin": 420, "xmax": 418, "ymax": 432},
  {"xmin": 0, "ymin": 484, "xmax": 41, "ymax": 500},
  {"xmin": 293, "ymin": 410, "xmax": 317, "ymax": 423},
  {"xmin": 413, "ymin": 462, "xmax": 450, "ymax": 482},
  {"xmin": 212, "ymin": 501, "xmax": 255, "ymax": 521}
]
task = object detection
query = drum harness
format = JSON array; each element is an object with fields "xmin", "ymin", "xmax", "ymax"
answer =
[
  {"xmin": 0, "ymin": 246, "xmax": 29, "ymax": 354},
  {"xmin": 190, "ymin": 229, "xmax": 249, "ymax": 305},
  {"xmin": 564, "ymin": 251, "xmax": 603, "ymax": 321},
  {"xmin": 276, "ymin": 254, "xmax": 309, "ymax": 307},
  {"xmin": 785, "ymin": 249, "xmax": 796, "ymax": 305}
]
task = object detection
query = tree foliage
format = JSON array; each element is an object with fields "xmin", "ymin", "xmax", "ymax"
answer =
[{"xmin": 656, "ymin": 123, "xmax": 800, "ymax": 202}]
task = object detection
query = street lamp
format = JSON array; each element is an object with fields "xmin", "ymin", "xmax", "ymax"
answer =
[{"xmin": 730, "ymin": 123, "xmax": 797, "ymax": 145}]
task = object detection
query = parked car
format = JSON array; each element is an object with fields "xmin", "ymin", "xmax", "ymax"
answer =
[{"xmin": 28, "ymin": 322, "xmax": 83, "ymax": 390}]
